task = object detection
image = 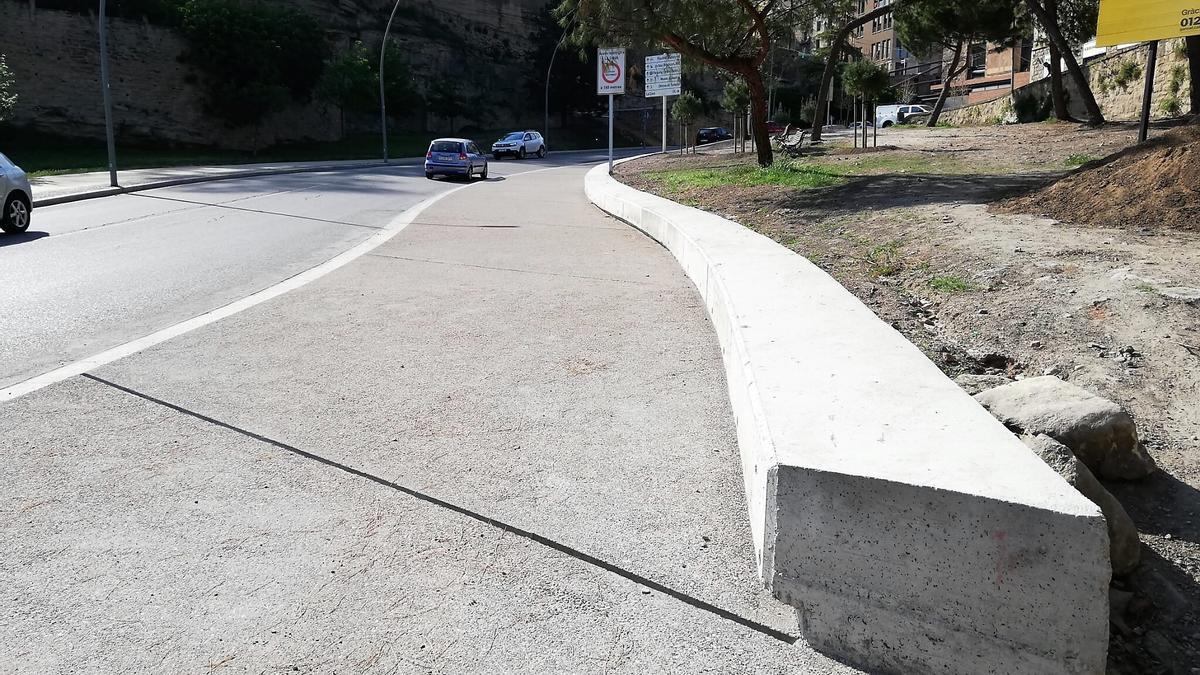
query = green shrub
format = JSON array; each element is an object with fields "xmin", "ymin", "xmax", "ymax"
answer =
[
  {"xmin": 928, "ymin": 275, "xmax": 976, "ymax": 293},
  {"xmin": 1112, "ymin": 60, "xmax": 1143, "ymax": 90},
  {"xmin": 179, "ymin": 0, "xmax": 328, "ymax": 129}
]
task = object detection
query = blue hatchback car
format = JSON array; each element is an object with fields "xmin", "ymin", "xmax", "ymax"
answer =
[{"xmin": 424, "ymin": 138, "xmax": 489, "ymax": 181}]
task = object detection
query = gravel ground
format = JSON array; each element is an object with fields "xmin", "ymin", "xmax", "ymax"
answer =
[{"xmin": 619, "ymin": 121, "xmax": 1200, "ymax": 673}]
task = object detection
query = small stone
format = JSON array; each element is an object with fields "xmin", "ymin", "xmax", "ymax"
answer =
[
  {"xmin": 1157, "ymin": 286, "xmax": 1200, "ymax": 305},
  {"xmin": 977, "ymin": 309, "xmax": 989, "ymax": 315},
  {"xmin": 954, "ymin": 373, "xmax": 1014, "ymax": 395},
  {"xmin": 1030, "ymin": 340, "xmax": 1043, "ymax": 349},
  {"xmin": 1165, "ymin": 533, "xmax": 1173, "ymax": 540}
]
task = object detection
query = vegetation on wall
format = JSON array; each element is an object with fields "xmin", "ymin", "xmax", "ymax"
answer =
[
  {"xmin": 316, "ymin": 41, "xmax": 421, "ymax": 130},
  {"xmin": 177, "ymin": 0, "xmax": 328, "ymax": 130},
  {"xmin": 0, "ymin": 54, "xmax": 16, "ymax": 122},
  {"xmin": 1159, "ymin": 64, "xmax": 1187, "ymax": 116}
]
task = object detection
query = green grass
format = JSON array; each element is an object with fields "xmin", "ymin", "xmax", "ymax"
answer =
[
  {"xmin": 1064, "ymin": 153, "xmax": 1098, "ymax": 168},
  {"xmin": 0, "ymin": 124, "xmax": 628, "ymax": 177},
  {"xmin": 644, "ymin": 149, "xmax": 1006, "ymax": 194},
  {"xmin": 1134, "ymin": 282, "xmax": 1157, "ymax": 293},
  {"xmin": 645, "ymin": 160, "xmax": 845, "ymax": 191},
  {"xmin": 866, "ymin": 240, "xmax": 905, "ymax": 277},
  {"xmin": 928, "ymin": 275, "xmax": 977, "ymax": 293}
]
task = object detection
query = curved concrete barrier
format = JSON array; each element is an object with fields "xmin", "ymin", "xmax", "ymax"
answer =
[{"xmin": 585, "ymin": 162, "xmax": 1110, "ymax": 674}]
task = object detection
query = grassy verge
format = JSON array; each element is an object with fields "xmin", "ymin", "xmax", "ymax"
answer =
[
  {"xmin": 1064, "ymin": 153, "xmax": 1098, "ymax": 167},
  {"xmin": 641, "ymin": 150, "xmax": 1005, "ymax": 194},
  {"xmin": 0, "ymin": 125, "xmax": 628, "ymax": 178},
  {"xmin": 645, "ymin": 161, "xmax": 845, "ymax": 190}
]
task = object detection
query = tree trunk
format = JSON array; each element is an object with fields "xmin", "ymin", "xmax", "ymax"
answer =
[
  {"xmin": 1045, "ymin": 0, "xmax": 1072, "ymax": 120},
  {"xmin": 928, "ymin": 40, "xmax": 965, "ymax": 126},
  {"xmin": 744, "ymin": 68, "xmax": 772, "ymax": 166},
  {"xmin": 1048, "ymin": 41, "xmax": 1072, "ymax": 120},
  {"xmin": 1024, "ymin": 0, "xmax": 1104, "ymax": 125},
  {"xmin": 1186, "ymin": 35, "xmax": 1200, "ymax": 114},
  {"xmin": 810, "ymin": 4, "xmax": 897, "ymax": 142}
]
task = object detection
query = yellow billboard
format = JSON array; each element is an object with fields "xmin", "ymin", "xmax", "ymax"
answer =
[{"xmin": 1096, "ymin": 0, "xmax": 1200, "ymax": 46}]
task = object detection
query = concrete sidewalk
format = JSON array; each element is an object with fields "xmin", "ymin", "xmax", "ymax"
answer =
[
  {"xmin": 2, "ymin": 165, "xmax": 858, "ymax": 672},
  {"xmin": 29, "ymin": 158, "xmax": 403, "ymax": 206}
]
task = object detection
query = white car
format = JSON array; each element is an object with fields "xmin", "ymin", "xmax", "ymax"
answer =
[
  {"xmin": 491, "ymin": 131, "xmax": 546, "ymax": 159},
  {"xmin": 876, "ymin": 104, "xmax": 932, "ymax": 128},
  {"xmin": 0, "ymin": 152, "xmax": 32, "ymax": 234}
]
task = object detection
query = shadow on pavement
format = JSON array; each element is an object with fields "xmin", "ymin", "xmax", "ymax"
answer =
[
  {"xmin": 0, "ymin": 231, "xmax": 50, "ymax": 247},
  {"xmin": 777, "ymin": 172, "xmax": 1058, "ymax": 217}
]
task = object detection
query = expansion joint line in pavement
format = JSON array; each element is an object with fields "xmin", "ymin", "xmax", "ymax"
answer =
[
  {"xmin": 80, "ymin": 373, "xmax": 795, "ymax": 645},
  {"xmin": 367, "ymin": 253, "xmax": 653, "ymax": 285}
]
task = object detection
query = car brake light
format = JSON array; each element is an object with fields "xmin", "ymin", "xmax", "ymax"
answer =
[
  {"xmin": 458, "ymin": 152, "xmax": 468, "ymax": 160},
  {"xmin": 426, "ymin": 150, "xmax": 432, "ymax": 159}
]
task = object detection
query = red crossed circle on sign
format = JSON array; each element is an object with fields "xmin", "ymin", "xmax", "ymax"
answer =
[{"xmin": 601, "ymin": 59, "xmax": 622, "ymax": 84}]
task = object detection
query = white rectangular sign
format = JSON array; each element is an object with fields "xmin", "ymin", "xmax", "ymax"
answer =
[
  {"xmin": 597, "ymin": 47, "xmax": 626, "ymax": 95},
  {"xmin": 645, "ymin": 53, "xmax": 681, "ymax": 97}
]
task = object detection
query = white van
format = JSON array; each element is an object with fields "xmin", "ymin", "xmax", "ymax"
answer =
[{"xmin": 876, "ymin": 104, "xmax": 931, "ymax": 128}]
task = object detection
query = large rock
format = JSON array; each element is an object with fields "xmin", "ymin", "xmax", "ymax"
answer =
[
  {"xmin": 975, "ymin": 376, "xmax": 1157, "ymax": 480},
  {"xmin": 1023, "ymin": 434, "xmax": 1142, "ymax": 576}
]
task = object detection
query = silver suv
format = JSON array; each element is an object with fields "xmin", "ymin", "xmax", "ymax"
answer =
[
  {"xmin": 491, "ymin": 131, "xmax": 545, "ymax": 160},
  {"xmin": 0, "ymin": 152, "xmax": 32, "ymax": 234}
]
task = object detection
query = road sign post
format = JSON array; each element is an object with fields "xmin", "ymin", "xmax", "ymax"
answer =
[
  {"xmin": 98, "ymin": 0, "xmax": 118, "ymax": 187},
  {"xmin": 645, "ymin": 53, "xmax": 681, "ymax": 155},
  {"xmin": 1096, "ymin": 0, "xmax": 1200, "ymax": 143},
  {"xmin": 659, "ymin": 93, "xmax": 671, "ymax": 154},
  {"xmin": 597, "ymin": 47, "xmax": 626, "ymax": 174},
  {"xmin": 1139, "ymin": 41, "xmax": 1159, "ymax": 143}
]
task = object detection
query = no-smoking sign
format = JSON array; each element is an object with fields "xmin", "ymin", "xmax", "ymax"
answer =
[{"xmin": 597, "ymin": 47, "xmax": 625, "ymax": 95}]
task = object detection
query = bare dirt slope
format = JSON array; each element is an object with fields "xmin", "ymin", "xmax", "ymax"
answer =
[
  {"xmin": 1000, "ymin": 122, "xmax": 1200, "ymax": 232},
  {"xmin": 618, "ymin": 122, "xmax": 1199, "ymax": 674}
]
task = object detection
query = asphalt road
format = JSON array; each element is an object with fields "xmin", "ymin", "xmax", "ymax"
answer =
[
  {"xmin": 0, "ymin": 150, "xmax": 624, "ymax": 390},
  {"xmin": 1, "ymin": 152, "xmax": 860, "ymax": 673}
]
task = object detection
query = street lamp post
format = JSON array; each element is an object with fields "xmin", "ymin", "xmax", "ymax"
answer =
[
  {"xmin": 543, "ymin": 12, "xmax": 575, "ymax": 150},
  {"xmin": 98, "ymin": 0, "xmax": 118, "ymax": 187},
  {"xmin": 379, "ymin": 0, "xmax": 402, "ymax": 164}
]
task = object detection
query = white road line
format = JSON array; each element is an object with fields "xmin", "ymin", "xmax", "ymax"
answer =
[{"xmin": 0, "ymin": 182, "xmax": 474, "ymax": 403}]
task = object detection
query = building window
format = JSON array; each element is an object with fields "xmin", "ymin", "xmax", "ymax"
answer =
[{"xmin": 967, "ymin": 42, "xmax": 986, "ymax": 79}]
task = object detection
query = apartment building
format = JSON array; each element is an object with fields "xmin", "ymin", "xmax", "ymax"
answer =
[
  {"xmin": 936, "ymin": 39, "xmax": 1034, "ymax": 106},
  {"xmin": 848, "ymin": 0, "xmax": 910, "ymax": 73},
  {"xmin": 803, "ymin": 0, "xmax": 1033, "ymax": 106}
]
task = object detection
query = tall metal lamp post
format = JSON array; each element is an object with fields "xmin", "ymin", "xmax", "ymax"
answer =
[
  {"xmin": 98, "ymin": 0, "xmax": 118, "ymax": 187},
  {"xmin": 543, "ymin": 11, "xmax": 575, "ymax": 150},
  {"xmin": 379, "ymin": 0, "xmax": 402, "ymax": 164}
]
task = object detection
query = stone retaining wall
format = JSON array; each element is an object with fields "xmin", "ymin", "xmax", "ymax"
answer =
[
  {"xmin": 938, "ymin": 39, "xmax": 1191, "ymax": 126},
  {"xmin": 0, "ymin": 0, "xmax": 544, "ymax": 149}
]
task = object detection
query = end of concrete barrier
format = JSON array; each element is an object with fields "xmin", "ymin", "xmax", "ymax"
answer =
[{"xmin": 585, "ymin": 162, "xmax": 1110, "ymax": 674}]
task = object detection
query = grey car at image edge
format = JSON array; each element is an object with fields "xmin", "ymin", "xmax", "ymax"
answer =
[
  {"xmin": 424, "ymin": 138, "xmax": 489, "ymax": 181},
  {"xmin": 0, "ymin": 152, "xmax": 32, "ymax": 234},
  {"xmin": 491, "ymin": 131, "xmax": 545, "ymax": 159}
]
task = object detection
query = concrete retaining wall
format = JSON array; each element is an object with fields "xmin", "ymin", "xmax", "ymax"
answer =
[{"xmin": 585, "ymin": 162, "xmax": 1111, "ymax": 674}]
